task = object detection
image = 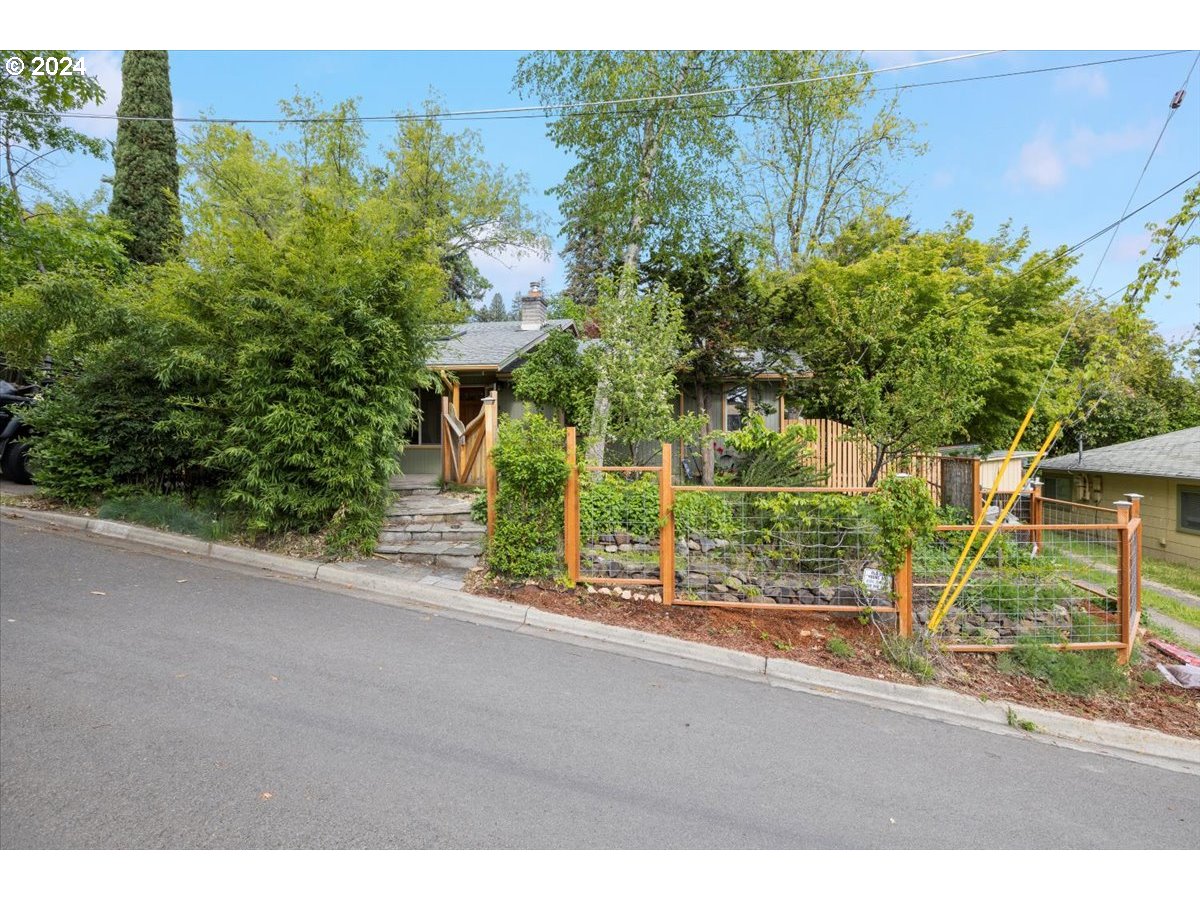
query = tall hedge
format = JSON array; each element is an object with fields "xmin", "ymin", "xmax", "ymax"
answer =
[{"xmin": 109, "ymin": 50, "xmax": 180, "ymax": 265}]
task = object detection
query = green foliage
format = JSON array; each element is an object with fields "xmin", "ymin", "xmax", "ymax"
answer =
[
  {"xmin": 488, "ymin": 414, "xmax": 569, "ymax": 578},
  {"xmin": 765, "ymin": 213, "xmax": 1079, "ymax": 473},
  {"xmin": 863, "ymin": 475, "xmax": 939, "ymax": 571},
  {"xmin": 826, "ymin": 635, "xmax": 855, "ymax": 659},
  {"xmin": 470, "ymin": 489, "xmax": 488, "ymax": 526},
  {"xmin": 997, "ymin": 642, "xmax": 1130, "ymax": 698},
  {"xmin": 578, "ymin": 473, "xmax": 737, "ymax": 543},
  {"xmin": 98, "ymin": 491, "xmax": 238, "ymax": 541},
  {"xmin": 733, "ymin": 51, "xmax": 924, "ymax": 268},
  {"xmin": 11, "ymin": 98, "xmax": 454, "ymax": 554},
  {"xmin": 109, "ymin": 51, "xmax": 181, "ymax": 265},
  {"xmin": 716, "ymin": 414, "xmax": 824, "ymax": 487},
  {"xmin": 882, "ymin": 634, "xmax": 936, "ymax": 683},
  {"xmin": 512, "ymin": 329, "xmax": 597, "ymax": 427},
  {"xmin": 588, "ymin": 273, "xmax": 706, "ymax": 463},
  {"xmin": 1005, "ymin": 708, "xmax": 1038, "ymax": 732}
]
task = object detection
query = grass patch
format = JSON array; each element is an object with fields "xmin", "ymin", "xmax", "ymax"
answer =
[
  {"xmin": 826, "ymin": 636, "xmax": 855, "ymax": 659},
  {"xmin": 98, "ymin": 492, "xmax": 239, "ymax": 542},
  {"xmin": 1141, "ymin": 557, "xmax": 1200, "ymax": 597},
  {"xmin": 882, "ymin": 635, "xmax": 935, "ymax": 683},
  {"xmin": 1141, "ymin": 589, "xmax": 1200, "ymax": 631},
  {"xmin": 997, "ymin": 640, "xmax": 1129, "ymax": 698}
]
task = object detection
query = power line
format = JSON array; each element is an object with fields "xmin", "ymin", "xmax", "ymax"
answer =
[
  {"xmin": 5, "ymin": 50, "xmax": 999, "ymax": 126},
  {"xmin": 9, "ymin": 50, "xmax": 1184, "ymax": 131},
  {"xmin": 1032, "ymin": 51, "xmax": 1200, "ymax": 408}
]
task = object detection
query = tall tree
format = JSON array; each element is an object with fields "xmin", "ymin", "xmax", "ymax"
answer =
[
  {"xmin": 473, "ymin": 292, "xmax": 515, "ymax": 322},
  {"xmin": 109, "ymin": 50, "xmax": 181, "ymax": 265},
  {"xmin": 515, "ymin": 51, "xmax": 738, "ymax": 465},
  {"xmin": 735, "ymin": 51, "xmax": 923, "ymax": 270}
]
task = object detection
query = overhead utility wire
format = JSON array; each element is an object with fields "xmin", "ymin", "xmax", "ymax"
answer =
[
  {"xmin": 12, "ymin": 51, "xmax": 1189, "ymax": 127},
  {"xmin": 6, "ymin": 50, "xmax": 999, "ymax": 126}
]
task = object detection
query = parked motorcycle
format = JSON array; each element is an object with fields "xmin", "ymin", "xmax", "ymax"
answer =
[{"xmin": 0, "ymin": 380, "xmax": 38, "ymax": 484}]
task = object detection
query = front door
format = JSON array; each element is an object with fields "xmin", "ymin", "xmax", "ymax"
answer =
[{"xmin": 458, "ymin": 386, "xmax": 488, "ymax": 426}]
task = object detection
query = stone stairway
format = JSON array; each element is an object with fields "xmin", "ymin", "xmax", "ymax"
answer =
[{"xmin": 377, "ymin": 480, "xmax": 484, "ymax": 570}]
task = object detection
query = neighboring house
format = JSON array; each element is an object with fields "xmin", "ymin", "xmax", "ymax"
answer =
[
  {"xmin": 401, "ymin": 283, "xmax": 577, "ymax": 477},
  {"xmin": 1039, "ymin": 426, "xmax": 1200, "ymax": 567},
  {"xmin": 941, "ymin": 445, "xmax": 1039, "ymax": 492}
]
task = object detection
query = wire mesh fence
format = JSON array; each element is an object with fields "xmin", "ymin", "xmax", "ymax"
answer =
[
  {"xmin": 913, "ymin": 521, "xmax": 1127, "ymax": 648},
  {"xmin": 577, "ymin": 468, "xmax": 665, "ymax": 591},
  {"xmin": 670, "ymin": 487, "xmax": 895, "ymax": 611}
]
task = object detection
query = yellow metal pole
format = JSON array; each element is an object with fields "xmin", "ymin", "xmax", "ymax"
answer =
[
  {"xmin": 930, "ymin": 407, "xmax": 1035, "ymax": 624},
  {"xmin": 929, "ymin": 421, "xmax": 1061, "ymax": 633}
]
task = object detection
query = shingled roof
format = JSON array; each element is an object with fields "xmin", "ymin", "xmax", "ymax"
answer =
[
  {"xmin": 1040, "ymin": 427, "xmax": 1200, "ymax": 480},
  {"xmin": 427, "ymin": 319, "xmax": 575, "ymax": 371}
]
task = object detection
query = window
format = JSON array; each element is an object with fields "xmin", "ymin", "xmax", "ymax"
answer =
[
  {"xmin": 724, "ymin": 385, "xmax": 748, "ymax": 431},
  {"xmin": 1044, "ymin": 476, "xmax": 1072, "ymax": 500},
  {"xmin": 404, "ymin": 389, "xmax": 443, "ymax": 446},
  {"xmin": 1180, "ymin": 486, "xmax": 1200, "ymax": 534}
]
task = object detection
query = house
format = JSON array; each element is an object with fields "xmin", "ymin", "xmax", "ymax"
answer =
[
  {"xmin": 400, "ymin": 283, "xmax": 577, "ymax": 478},
  {"xmin": 401, "ymin": 282, "xmax": 793, "ymax": 482},
  {"xmin": 1039, "ymin": 426, "xmax": 1200, "ymax": 567}
]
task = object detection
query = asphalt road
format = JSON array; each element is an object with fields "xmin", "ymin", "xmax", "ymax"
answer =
[{"xmin": 1, "ymin": 520, "xmax": 1196, "ymax": 849}]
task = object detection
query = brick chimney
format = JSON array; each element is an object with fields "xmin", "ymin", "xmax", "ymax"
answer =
[{"xmin": 519, "ymin": 280, "xmax": 547, "ymax": 330}]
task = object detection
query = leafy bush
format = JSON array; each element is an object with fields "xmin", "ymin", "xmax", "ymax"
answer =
[
  {"xmin": 488, "ymin": 414, "xmax": 569, "ymax": 578},
  {"xmin": 863, "ymin": 474, "xmax": 939, "ymax": 570},
  {"xmin": 469, "ymin": 489, "xmax": 488, "ymax": 525},
  {"xmin": 579, "ymin": 473, "xmax": 736, "ymax": 542},
  {"xmin": 715, "ymin": 414, "xmax": 825, "ymax": 487}
]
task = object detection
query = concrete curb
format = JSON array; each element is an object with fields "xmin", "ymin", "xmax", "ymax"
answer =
[{"xmin": 4, "ymin": 504, "xmax": 1198, "ymax": 774}]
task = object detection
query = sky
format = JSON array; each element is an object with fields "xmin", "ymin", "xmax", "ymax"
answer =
[{"xmin": 35, "ymin": 49, "xmax": 1200, "ymax": 341}]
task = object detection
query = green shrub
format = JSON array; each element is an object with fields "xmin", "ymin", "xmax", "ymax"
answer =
[
  {"xmin": 469, "ymin": 489, "xmax": 488, "ymax": 525},
  {"xmin": 863, "ymin": 474, "xmax": 939, "ymax": 571},
  {"xmin": 826, "ymin": 636, "xmax": 855, "ymax": 659},
  {"xmin": 579, "ymin": 474, "xmax": 736, "ymax": 542},
  {"xmin": 716, "ymin": 414, "xmax": 825, "ymax": 487},
  {"xmin": 487, "ymin": 414, "xmax": 569, "ymax": 578}
]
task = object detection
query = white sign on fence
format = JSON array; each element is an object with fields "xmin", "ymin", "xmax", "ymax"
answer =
[{"xmin": 861, "ymin": 567, "xmax": 890, "ymax": 594}]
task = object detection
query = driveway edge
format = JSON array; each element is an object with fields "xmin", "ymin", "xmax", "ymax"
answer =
[{"xmin": 5, "ymin": 505, "xmax": 1197, "ymax": 774}]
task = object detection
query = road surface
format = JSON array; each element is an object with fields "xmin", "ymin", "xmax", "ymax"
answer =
[{"xmin": 1, "ymin": 520, "xmax": 1195, "ymax": 848}]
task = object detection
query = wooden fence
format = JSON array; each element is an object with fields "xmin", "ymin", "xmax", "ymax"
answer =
[{"xmin": 441, "ymin": 389, "xmax": 497, "ymax": 488}]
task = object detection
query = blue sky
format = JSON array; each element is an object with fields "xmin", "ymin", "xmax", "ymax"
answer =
[{"xmin": 47, "ymin": 49, "xmax": 1200, "ymax": 340}]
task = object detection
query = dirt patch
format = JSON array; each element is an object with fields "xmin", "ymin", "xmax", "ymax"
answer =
[{"xmin": 468, "ymin": 572, "xmax": 1200, "ymax": 741}]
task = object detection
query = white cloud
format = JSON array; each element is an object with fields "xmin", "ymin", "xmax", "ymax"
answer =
[
  {"xmin": 1004, "ymin": 122, "xmax": 1157, "ymax": 190},
  {"xmin": 1005, "ymin": 130, "xmax": 1065, "ymax": 189},
  {"xmin": 74, "ymin": 50, "xmax": 123, "ymax": 141},
  {"xmin": 1053, "ymin": 68, "xmax": 1109, "ymax": 98}
]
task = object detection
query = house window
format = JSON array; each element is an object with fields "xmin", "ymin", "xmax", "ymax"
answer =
[
  {"xmin": 1180, "ymin": 486, "xmax": 1200, "ymax": 535},
  {"xmin": 404, "ymin": 389, "xmax": 443, "ymax": 446},
  {"xmin": 1044, "ymin": 476, "xmax": 1072, "ymax": 500},
  {"xmin": 725, "ymin": 385, "xmax": 748, "ymax": 431}
]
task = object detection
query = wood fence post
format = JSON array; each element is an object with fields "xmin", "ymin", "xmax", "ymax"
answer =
[
  {"xmin": 896, "ymin": 546, "xmax": 913, "ymax": 638},
  {"xmin": 1114, "ymin": 500, "xmax": 1133, "ymax": 664},
  {"xmin": 1125, "ymin": 492, "xmax": 1143, "ymax": 656},
  {"xmin": 659, "ymin": 441, "xmax": 675, "ymax": 606},
  {"xmin": 564, "ymin": 427, "xmax": 579, "ymax": 585},
  {"xmin": 1030, "ymin": 478, "xmax": 1043, "ymax": 554},
  {"xmin": 970, "ymin": 457, "xmax": 982, "ymax": 521},
  {"xmin": 484, "ymin": 392, "xmax": 498, "ymax": 539}
]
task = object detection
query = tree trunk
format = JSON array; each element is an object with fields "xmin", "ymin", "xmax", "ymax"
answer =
[
  {"xmin": 866, "ymin": 444, "xmax": 888, "ymax": 487},
  {"xmin": 695, "ymin": 381, "xmax": 715, "ymax": 486}
]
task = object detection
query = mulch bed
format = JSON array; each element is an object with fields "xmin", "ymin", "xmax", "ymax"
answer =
[{"xmin": 468, "ymin": 572, "xmax": 1200, "ymax": 741}]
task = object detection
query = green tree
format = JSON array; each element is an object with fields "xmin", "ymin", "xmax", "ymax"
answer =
[
  {"xmin": 109, "ymin": 50, "xmax": 181, "ymax": 265},
  {"xmin": 515, "ymin": 51, "xmax": 738, "ymax": 465},
  {"xmin": 1, "ymin": 50, "xmax": 106, "ymax": 206},
  {"xmin": 474, "ymin": 291, "xmax": 515, "ymax": 322},
  {"xmin": 735, "ymin": 51, "xmax": 924, "ymax": 269},
  {"xmin": 589, "ymin": 273, "xmax": 706, "ymax": 465},
  {"xmin": 511, "ymin": 328, "xmax": 596, "ymax": 425},
  {"xmin": 764, "ymin": 215, "xmax": 1078, "ymax": 483},
  {"xmin": 641, "ymin": 237, "xmax": 773, "ymax": 483}
]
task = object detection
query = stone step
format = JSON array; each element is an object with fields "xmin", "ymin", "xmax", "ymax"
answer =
[
  {"xmin": 382, "ymin": 520, "xmax": 485, "ymax": 541},
  {"xmin": 386, "ymin": 511, "xmax": 477, "ymax": 526},
  {"xmin": 388, "ymin": 494, "xmax": 474, "ymax": 517},
  {"xmin": 374, "ymin": 540, "xmax": 481, "ymax": 570}
]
